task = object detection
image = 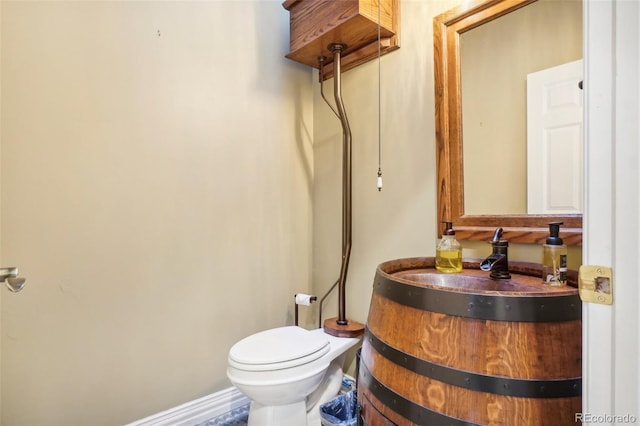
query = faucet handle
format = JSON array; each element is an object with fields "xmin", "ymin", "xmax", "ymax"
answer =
[
  {"xmin": 491, "ymin": 227, "xmax": 503, "ymax": 243},
  {"xmin": 489, "ymin": 228, "xmax": 509, "ymax": 254}
]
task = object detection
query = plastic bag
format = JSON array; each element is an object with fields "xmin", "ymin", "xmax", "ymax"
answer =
[{"xmin": 319, "ymin": 390, "xmax": 358, "ymax": 426}]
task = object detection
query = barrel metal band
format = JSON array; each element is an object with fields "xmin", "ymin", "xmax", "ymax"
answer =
[
  {"xmin": 374, "ymin": 273, "xmax": 582, "ymax": 322},
  {"xmin": 366, "ymin": 329, "xmax": 582, "ymax": 398},
  {"xmin": 360, "ymin": 360, "xmax": 481, "ymax": 426}
]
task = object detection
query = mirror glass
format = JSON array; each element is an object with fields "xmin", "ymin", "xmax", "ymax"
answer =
[
  {"xmin": 461, "ymin": 0, "xmax": 583, "ymax": 215},
  {"xmin": 433, "ymin": 0, "xmax": 583, "ymax": 245}
]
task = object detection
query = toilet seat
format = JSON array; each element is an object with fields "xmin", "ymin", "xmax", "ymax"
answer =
[{"xmin": 228, "ymin": 326, "xmax": 330, "ymax": 372}]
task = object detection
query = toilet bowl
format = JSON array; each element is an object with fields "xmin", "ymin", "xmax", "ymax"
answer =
[{"xmin": 227, "ymin": 326, "xmax": 360, "ymax": 426}]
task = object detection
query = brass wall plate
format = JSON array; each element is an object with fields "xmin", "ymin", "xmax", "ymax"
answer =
[{"xmin": 578, "ymin": 265, "xmax": 613, "ymax": 305}]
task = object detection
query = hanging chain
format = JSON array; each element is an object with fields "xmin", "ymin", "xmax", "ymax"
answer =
[{"xmin": 376, "ymin": 0, "xmax": 383, "ymax": 191}]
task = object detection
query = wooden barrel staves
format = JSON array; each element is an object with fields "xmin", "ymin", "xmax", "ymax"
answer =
[{"xmin": 358, "ymin": 257, "xmax": 582, "ymax": 426}]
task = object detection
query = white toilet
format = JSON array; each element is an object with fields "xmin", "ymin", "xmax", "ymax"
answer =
[{"xmin": 227, "ymin": 326, "xmax": 360, "ymax": 426}]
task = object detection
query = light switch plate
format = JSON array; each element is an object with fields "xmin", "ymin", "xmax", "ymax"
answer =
[{"xmin": 578, "ymin": 265, "xmax": 613, "ymax": 305}]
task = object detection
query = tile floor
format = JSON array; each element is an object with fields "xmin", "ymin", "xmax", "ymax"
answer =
[
  {"xmin": 196, "ymin": 403, "xmax": 250, "ymax": 426},
  {"xmin": 199, "ymin": 379, "xmax": 356, "ymax": 426}
]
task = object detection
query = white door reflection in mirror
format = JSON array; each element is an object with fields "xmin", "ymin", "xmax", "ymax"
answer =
[{"xmin": 527, "ymin": 59, "xmax": 583, "ymax": 215}]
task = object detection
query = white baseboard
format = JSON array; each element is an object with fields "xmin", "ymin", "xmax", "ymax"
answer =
[{"xmin": 125, "ymin": 387, "xmax": 250, "ymax": 426}]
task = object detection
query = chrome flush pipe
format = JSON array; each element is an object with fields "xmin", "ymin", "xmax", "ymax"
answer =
[
  {"xmin": 329, "ymin": 43, "xmax": 352, "ymax": 325},
  {"xmin": 318, "ymin": 56, "xmax": 339, "ymax": 119}
]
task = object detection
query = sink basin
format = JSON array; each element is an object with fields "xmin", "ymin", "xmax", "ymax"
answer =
[
  {"xmin": 395, "ymin": 270, "xmax": 534, "ymax": 291},
  {"xmin": 371, "ymin": 257, "xmax": 580, "ymax": 322},
  {"xmin": 385, "ymin": 257, "xmax": 578, "ymax": 295}
]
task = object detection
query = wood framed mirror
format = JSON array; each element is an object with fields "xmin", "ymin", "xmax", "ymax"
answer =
[{"xmin": 434, "ymin": 0, "xmax": 583, "ymax": 245}]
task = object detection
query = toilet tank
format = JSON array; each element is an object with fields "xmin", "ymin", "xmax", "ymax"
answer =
[{"xmin": 282, "ymin": 0, "xmax": 400, "ymax": 79}]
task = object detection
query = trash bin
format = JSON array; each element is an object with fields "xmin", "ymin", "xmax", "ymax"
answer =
[{"xmin": 319, "ymin": 390, "xmax": 358, "ymax": 426}]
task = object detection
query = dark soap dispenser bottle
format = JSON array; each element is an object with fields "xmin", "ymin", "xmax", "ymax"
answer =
[
  {"xmin": 436, "ymin": 222, "xmax": 462, "ymax": 273},
  {"xmin": 542, "ymin": 222, "xmax": 568, "ymax": 286}
]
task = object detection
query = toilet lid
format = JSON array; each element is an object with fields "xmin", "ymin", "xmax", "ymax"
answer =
[{"xmin": 229, "ymin": 326, "xmax": 329, "ymax": 371}]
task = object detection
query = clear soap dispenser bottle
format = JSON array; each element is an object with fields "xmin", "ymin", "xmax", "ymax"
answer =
[
  {"xmin": 436, "ymin": 222, "xmax": 462, "ymax": 273},
  {"xmin": 542, "ymin": 222, "xmax": 568, "ymax": 286}
]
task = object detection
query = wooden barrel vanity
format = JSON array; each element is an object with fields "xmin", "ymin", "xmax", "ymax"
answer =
[{"xmin": 357, "ymin": 257, "xmax": 582, "ymax": 426}]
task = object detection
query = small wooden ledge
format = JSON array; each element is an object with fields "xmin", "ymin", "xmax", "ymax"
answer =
[{"xmin": 323, "ymin": 317, "xmax": 365, "ymax": 338}]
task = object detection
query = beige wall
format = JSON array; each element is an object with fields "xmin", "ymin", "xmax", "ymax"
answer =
[
  {"xmin": 0, "ymin": 0, "xmax": 3, "ymax": 415},
  {"xmin": 1, "ymin": 1, "xmax": 313, "ymax": 425}
]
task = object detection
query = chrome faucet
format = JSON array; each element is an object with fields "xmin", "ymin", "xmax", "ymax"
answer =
[{"xmin": 480, "ymin": 228, "xmax": 511, "ymax": 279}]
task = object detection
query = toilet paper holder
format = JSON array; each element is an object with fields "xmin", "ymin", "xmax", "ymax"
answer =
[{"xmin": 294, "ymin": 293, "xmax": 317, "ymax": 326}]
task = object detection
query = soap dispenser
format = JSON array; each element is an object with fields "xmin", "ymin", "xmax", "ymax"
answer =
[
  {"xmin": 542, "ymin": 222, "xmax": 568, "ymax": 286},
  {"xmin": 436, "ymin": 222, "xmax": 462, "ymax": 273}
]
